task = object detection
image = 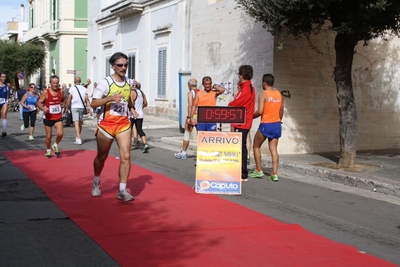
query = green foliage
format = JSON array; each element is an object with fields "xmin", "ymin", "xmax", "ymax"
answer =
[
  {"xmin": 235, "ymin": 0, "xmax": 400, "ymax": 43},
  {"xmin": 0, "ymin": 40, "xmax": 45, "ymax": 82}
]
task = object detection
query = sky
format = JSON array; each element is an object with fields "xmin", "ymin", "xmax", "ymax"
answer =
[{"xmin": 0, "ymin": 1, "xmax": 28, "ymax": 35}]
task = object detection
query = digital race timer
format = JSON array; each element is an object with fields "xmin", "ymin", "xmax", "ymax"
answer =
[{"xmin": 197, "ymin": 106, "xmax": 246, "ymax": 123}]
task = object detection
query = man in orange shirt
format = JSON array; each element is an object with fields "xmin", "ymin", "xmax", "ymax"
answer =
[
  {"xmin": 250, "ymin": 74, "xmax": 284, "ymax": 181},
  {"xmin": 189, "ymin": 76, "xmax": 225, "ymax": 131}
]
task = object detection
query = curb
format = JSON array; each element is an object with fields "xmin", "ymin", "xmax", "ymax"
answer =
[
  {"xmin": 160, "ymin": 136, "xmax": 400, "ymax": 198},
  {"xmin": 277, "ymin": 160, "xmax": 400, "ymax": 198}
]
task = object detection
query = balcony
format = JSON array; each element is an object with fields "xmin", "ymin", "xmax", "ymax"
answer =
[{"xmin": 22, "ymin": 18, "xmax": 87, "ymax": 43}]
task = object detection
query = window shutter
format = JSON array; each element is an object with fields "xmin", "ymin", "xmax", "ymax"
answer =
[{"xmin": 157, "ymin": 48, "xmax": 167, "ymax": 98}]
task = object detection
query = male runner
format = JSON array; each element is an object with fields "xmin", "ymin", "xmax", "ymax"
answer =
[
  {"xmin": 0, "ymin": 72, "xmax": 9, "ymax": 137},
  {"xmin": 90, "ymin": 52, "xmax": 139, "ymax": 202},
  {"xmin": 36, "ymin": 75, "xmax": 65, "ymax": 158}
]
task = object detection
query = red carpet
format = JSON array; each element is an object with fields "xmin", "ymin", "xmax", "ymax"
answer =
[{"xmin": 4, "ymin": 150, "xmax": 396, "ymax": 267}]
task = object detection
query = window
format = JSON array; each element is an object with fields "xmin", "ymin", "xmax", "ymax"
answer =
[
  {"xmin": 51, "ymin": 0, "xmax": 58, "ymax": 31},
  {"xmin": 157, "ymin": 47, "xmax": 167, "ymax": 98},
  {"xmin": 29, "ymin": 7, "xmax": 34, "ymax": 28},
  {"xmin": 105, "ymin": 57, "xmax": 110, "ymax": 77},
  {"xmin": 128, "ymin": 54, "xmax": 135, "ymax": 79}
]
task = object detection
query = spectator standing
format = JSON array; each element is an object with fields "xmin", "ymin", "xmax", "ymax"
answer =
[
  {"xmin": 17, "ymin": 87, "xmax": 26, "ymax": 120},
  {"xmin": 130, "ymin": 82, "xmax": 149, "ymax": 153},
  {"xmin": 174, "ymin": 78, "xmax": 199, "ymax": 159},
  {"xmin": 84, "ymin": 79, "xmax": 94, "ymax": 119},
  {"xmin": 20, "ymin": 83, "xmax": 39, "ymax": 140},
  {"xmin": 36, "ymin": 75, "xmax": 66, "ymax": 158},
  {"xmin": 90, "ymin": 52, "xmax": 139, "ymax": 201},
  {"xmin": 228, "ymin": 65, "xmax": 256, "ymax": 182},
  {"xmin": 0, "ymin": 72, "xmax": 9, "ymax": 137},
  {"xmin": 62, "ymin": 83, "xmax": 73, "ymax": 126},
  {"xmin": 67, "ymin": 76, "xmax": 91, "ymax": 145},
  {"xmin": 189, "ymin": 76, "xmax": 225, "ymax": 131},
  {"xmin": 249, "ymin": 74, "xmax": 284, "ymax": 181}
]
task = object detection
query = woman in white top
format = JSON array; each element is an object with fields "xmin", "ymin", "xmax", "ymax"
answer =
[{"xmin": 130, "ymin": 82, "xmax": 149, "ymax": 152}]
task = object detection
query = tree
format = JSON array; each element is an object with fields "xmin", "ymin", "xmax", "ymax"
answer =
[
  {"xmin": 0, "ymin": 40, "xmax": 45, "ymax": 90},
  {"xmin": 235, "ymin": 0, "xmax": 400, "ymax": 167}
]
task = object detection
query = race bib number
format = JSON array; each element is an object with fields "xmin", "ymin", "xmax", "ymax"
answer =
[
  {"xmin": 0, "ymin": 98, "xmax": 5, "ymax": 105},
  {"xmin": 49, "ymin": 104, "xmax": 61, "ymax": 114},
  {"xmin": 110, "ymin": 102, "xmax": 128, "ymax": 116},
  {"xmin": 28, "ymin": 105, "xmax": 36, "ymax": 111}
]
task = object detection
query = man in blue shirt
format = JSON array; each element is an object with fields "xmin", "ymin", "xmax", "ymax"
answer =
[{"xmin": 17, "ymin": 87, "xmax": 27, "ymax": 120}]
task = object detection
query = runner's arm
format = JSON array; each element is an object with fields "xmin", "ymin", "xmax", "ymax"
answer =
[
  {"xmin": 20, "ymin": 93, "xmax": 28, "ymax": 109},
  {"xmin": 36, "ymin": 90, "xmax": 48, "ymax": 112},
  {"xmin": 253, "ymin": 92, "xmax": 265, "ymax": 119}
]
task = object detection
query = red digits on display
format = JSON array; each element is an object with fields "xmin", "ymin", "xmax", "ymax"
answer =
[
  {"xmin": 221, "ymin": 109, "xmax": 227, "ymax": 120},
  {"xmin": 206, "ymin": 110, "xmax": 212, "ymax": 120},
  {"xmin": 214, "ymin": 109, "xmax": 220, "ymax": 120}
]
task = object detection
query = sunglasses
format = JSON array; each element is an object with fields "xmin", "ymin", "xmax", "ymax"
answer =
[{"xmin": 115, "ymin": 64, "xmax": 128, "ymax": 68}]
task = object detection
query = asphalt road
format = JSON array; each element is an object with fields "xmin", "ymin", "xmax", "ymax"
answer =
[{"xmin": 1, "ymin": 111, "xmax": 399, "ymax": 266}]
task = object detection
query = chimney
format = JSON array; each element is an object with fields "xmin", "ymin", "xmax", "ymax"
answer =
[{"xmin": 20, "ymin": 4, "xmax": 25, "ymax": 22}]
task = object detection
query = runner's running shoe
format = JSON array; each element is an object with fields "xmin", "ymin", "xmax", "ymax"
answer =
[
  {"xmin": 52, "ymin": 143, "xmax": 60, "ymax": 157},
  {"xmin": 45, "ymin": 150, "xmax": 52, "ymax": 158},
  {"xmin": 117, "ymin": 189, "xmax": 135, "ymax": 202},
  {"xmin": 91, "ymin": 181, "xmax": 101, "ymax": 197},
  {"xmin": 142, "ymin": 144, "xmax": 149, "ymax": 153}
]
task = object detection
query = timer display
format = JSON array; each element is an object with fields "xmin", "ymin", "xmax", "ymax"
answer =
[{"xmin": 197, "ymin": 106, "xmax": 246, "ymax": 123}]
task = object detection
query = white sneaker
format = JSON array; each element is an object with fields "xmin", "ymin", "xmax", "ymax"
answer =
[
  {"xmin": 20, "ymin": 124, "xmax": 25, "ymax": 131},
  {"xmin": 117, "ymin": 189, "xmax": 135, "ymax": 201},
  {"xmin": 74, "ymin": 138, "xmax": 82, "ymax": 145},
  {"xmin": 174, "ymin": 152, "xmax": 187, "ymax": 159},
  {"xmin": 92, "ymin": 181, "xmax": 101, "ymax": 197}
]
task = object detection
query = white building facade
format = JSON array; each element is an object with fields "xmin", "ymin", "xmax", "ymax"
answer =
[
  {"xmin": 88, "ymin": 0, "xmax": 400, "ymax": 154},
  {"xmin": 23, "ymin": 0, "xmax": 88, "ymax": 88},
  {"xmin": 87, "ymin": 0, "xmax": 191, "ymax": 119}
]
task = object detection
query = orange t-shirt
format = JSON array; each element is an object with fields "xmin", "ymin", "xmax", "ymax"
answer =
[
  {"xmin": 261, "ymin": 90, "xmax": 282, "ymax": 123},
  {"xmin": 197, "ymin": 90, "xmax": 217, "ymax": 106}
]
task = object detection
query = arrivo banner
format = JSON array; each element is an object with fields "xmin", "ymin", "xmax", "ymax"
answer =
[{"xmin": 195, "ymin": 131, "xmax": 242, "ymax": 195}]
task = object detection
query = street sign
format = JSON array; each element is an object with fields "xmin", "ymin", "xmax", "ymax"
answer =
[
  {"xmin": 17, "ymin": 72, "xmax": 24, "ymax": 80},
  {"xmin": 67, "ymin": 70, "xmax": 83, "ymax": 75}
]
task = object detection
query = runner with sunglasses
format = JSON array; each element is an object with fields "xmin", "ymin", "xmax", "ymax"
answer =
[{"xmin": 90, "ymin": 52, "xmax": 139, "ymax": 202}]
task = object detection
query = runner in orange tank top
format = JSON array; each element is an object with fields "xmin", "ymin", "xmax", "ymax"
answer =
[{"xmin": 249, "ymin": 74, "xmax": 284, "ymax": 181}]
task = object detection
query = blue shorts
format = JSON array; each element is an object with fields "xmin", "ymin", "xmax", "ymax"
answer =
[
  {"xmin": 196, "ymin": 123, "xmax": 217, "ymax": 131},
  {"xmin": 259, "ymin": 122, "xmax": 282, "ymax": 139}
]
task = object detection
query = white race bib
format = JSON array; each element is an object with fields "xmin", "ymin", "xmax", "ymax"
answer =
[
  {"xmin": 49, "ymin": 104, "xmax": 61, "ymax": 114},
  {"xmin": 110, "ymin": 102, "xmax": 128, "ymax": 116},
  {"xmin": 28, "ymin": 105, "xmax": 36, "ymax": 111},
  {"xmin": 0, "ymin": 98, "xmax": 5, "ymax": 104}
]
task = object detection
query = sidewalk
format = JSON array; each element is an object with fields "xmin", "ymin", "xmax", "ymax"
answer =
[{"xmin": 109, "ymin": 114, "xmax": 400, "ymax": 198}]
